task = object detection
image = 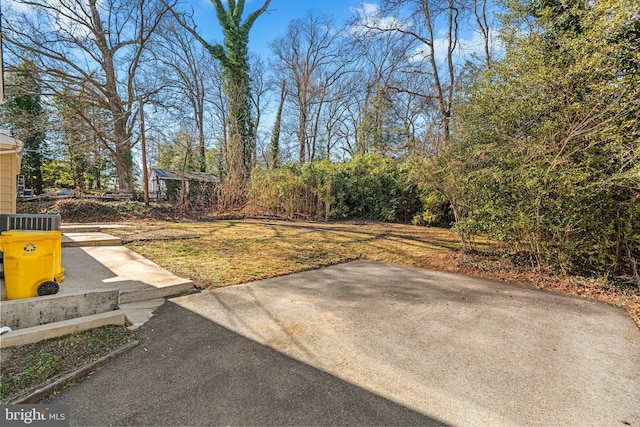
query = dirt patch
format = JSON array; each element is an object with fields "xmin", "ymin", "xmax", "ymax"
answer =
[
  {"xmin": 0, "ymin": 326, "xmax": 136, "ymax": 402},
  {"xmin": 452, "ymin": 250, "xmax": 640, "ymax": 327},
  {"xmin": 17, "ymin": 199, "xmax": 180, "ymax": 223}
]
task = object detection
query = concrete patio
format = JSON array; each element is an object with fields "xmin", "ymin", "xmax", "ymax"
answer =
[{"xmin": 0, "ymin": 225, "xmax": 194, "ymax": 348}]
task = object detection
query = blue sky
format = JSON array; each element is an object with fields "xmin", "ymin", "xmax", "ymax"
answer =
[
  {"xmin": 187, "ymin": 0, "xmax": 366, "ymax": 55},
  {"xmin": 185, "ymin": 0, "xmax": 497, "ymax": 64}
]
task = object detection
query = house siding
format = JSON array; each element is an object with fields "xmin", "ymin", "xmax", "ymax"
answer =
[
  {"xmin": 0, "ymin": 148, "xmax": 18, "ymax": 214},
  {"xmin": 0, "ymin": 133, "xmax": 22, "ymax": 214}
]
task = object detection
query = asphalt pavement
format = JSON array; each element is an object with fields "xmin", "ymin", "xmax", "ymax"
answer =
[
  {"xmin": 45, "ymin": 299, "xmax": 442, "ymax": 426},
  {"xmin": 46, "ymin": 260, "xmax": 640, "ymax": 426}
]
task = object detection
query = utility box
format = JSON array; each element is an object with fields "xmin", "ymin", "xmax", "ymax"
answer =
[
  {"xmin": 0, "ymin": 230, "xmax": 64, "ymax": 300},
  {"xmin": 0, "ymin": 214, "xmax": 62, "ymax": 233}
]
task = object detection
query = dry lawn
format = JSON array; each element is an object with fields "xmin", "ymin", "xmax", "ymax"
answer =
[
  {"xmin": 110, "ymin": 219, "xmax": 639, "ymax": 326},
  {"xmin": 112, "ymin": 219, "xmax": 473, "ymax": 287}
]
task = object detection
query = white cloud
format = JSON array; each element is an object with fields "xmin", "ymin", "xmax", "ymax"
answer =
[
  {"xmin": 349, "ymin": 2, "xmax": 408, "ymax": 34},
  {"xmin": 358, "ymin": 2, "xmax": 380, "ymax": 17},
  {"xmin": 410, "ymin": 28, "xmax": 504, "ymax": 65}
]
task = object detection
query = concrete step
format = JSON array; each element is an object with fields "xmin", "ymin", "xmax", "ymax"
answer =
[
  {"xmin": 62, "ymin": 232, "xmax": 122, "ymax": 247},
  {"xmin": 0, "ymin": 283, "xmax": 189, "ymax": 337},
  {"xmin": 61, "ymin": 225, "xmax": 102, "ymax": 233},
  {"xmin": 60, "ymin": 224, "xmax": 130, "ymax": 233},
  {"xmin": 0, "ymin": 310, "xmax": 126, "ymax": 348},
  {"xmin": 61, "ymin": 246, "xmax": 194, "ymax": 299}
]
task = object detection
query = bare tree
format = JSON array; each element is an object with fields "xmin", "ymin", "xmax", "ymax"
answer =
[
  {"xmin": 355, "ymin": 0, "xmax": 473, "ymax": 247},
  {"xmin": 319, "ymin": 77, "xmax": 355, "ymax": 160},
  {"xmin": 473, "ymin": 0, "xmax": 493, "ymax": 72},
  {"xmin": 270, "ymin": 12, "xmax": 350, "ymax": 162},
  {"xmin": 390, "ymin": 70, "xmax": 434, "ymax": 154},
  {"xmin": 205, "ymin": 62, "xmax": 229, "ymax": 178},
  {"xmin": 153, "ymin": 19, "xmax": 215, "ymax": 172},
  {"xmin": 348, "ymin": 15, "xmax": 417, "ymax": 156},
  {"xmin": 335, "ymin": 75, "xmax": 368, "ymax": 158},
  {"xmin": 361, "ymin": 0, "xmax": 464, "ymax": 143},
  {"xmin": 249, "ymin": 54, "xmax": 273, "ymax": 168},
  {"xmin": 3, "ymin": 0, "xmax": 175, "ymax": 192}
]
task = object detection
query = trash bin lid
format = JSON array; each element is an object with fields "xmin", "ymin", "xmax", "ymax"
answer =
[{"xmin": 0, "ymin": 230, "xmax": 62, "ymax": 241}]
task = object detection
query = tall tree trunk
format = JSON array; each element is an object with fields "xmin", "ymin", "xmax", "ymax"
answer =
[
  {"xmin": 299, "ymin": 108, "xmax": 308, "ymax": 162},
  {"xmin": 140, "ymin": 97, "xmax": 150, "ymax": 206},
  {"xmin": 197, "ymin": 96, "xmax": 206, "ymax": 172},
  {"xmin": 270, "ymin": 79, "xmax": 286, "ymax": 168},
  {"xmin": 90, "ymin": 0, "xmax": 134, "ymax": 191}
]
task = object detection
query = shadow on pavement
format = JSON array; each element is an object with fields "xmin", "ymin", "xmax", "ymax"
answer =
[{"xmin": 45, "ymin": 301, "xmax": 446, "ymax": 426}]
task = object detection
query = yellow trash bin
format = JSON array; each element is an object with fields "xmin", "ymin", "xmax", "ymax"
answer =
[{"xmin": 0, "ymin": 230, "xmax": 65, "ymax": 300}]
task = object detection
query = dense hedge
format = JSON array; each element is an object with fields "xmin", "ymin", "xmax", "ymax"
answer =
[
  {"xmin": 450, "ymin": 0, "xmax": 640, "ymax": 279},
  {"xmin": 246, "ymin": 154, "xmax": 444, "ymax": 224}
]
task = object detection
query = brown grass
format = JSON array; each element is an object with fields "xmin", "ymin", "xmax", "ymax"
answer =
[
  {"xmin": 110, "ymin": 219, "xmax": 639, "ymax": 327},
  {"xmin": 113, "ymin": 219, "xmax": 472, "ymax": 287}
]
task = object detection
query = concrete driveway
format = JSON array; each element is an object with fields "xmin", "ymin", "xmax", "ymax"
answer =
[{"xmin": 48, "ymin": 260, "xmax": 639, "ymax": 426}]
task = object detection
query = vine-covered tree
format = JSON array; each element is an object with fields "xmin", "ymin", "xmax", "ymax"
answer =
[
  {"xmin": 178, "ymin": 0, "xmax": 271, "ymax": 188},
  {"xmin": 269, "ymin": 80, "xmax": 286, "ymax": 168}
]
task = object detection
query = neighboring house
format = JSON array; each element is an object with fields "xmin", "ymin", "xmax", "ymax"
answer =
[
  {"xmin": 0, "ymin": 129, "xmax": 23, "ymax": 214},
  {"xmin": 149, "ymin": 168, "xmax": 220, "ymax": 201}
]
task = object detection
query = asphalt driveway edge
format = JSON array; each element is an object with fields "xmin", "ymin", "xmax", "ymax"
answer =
[{"xmin": 6, "ymin": 340, "xmax": 139, "ymax": 404}]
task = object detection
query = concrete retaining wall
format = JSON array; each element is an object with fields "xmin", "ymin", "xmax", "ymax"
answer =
[{"xmin": 0, "ymin": 290, "xmax": 119, "ymax": 330}]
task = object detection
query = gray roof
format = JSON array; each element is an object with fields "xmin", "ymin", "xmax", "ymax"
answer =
[{"xmin": 152, "ymin": 169, "xmax": 220, "ymax": 183}]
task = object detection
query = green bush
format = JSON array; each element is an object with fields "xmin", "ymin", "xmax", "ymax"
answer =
[
  {"xmin": 450, "ymin": 0, "xmax": 640, "ymax": 278},
  {"xmin": 247, "ymin": 155, "xmax": 433, "ymax": 224}
]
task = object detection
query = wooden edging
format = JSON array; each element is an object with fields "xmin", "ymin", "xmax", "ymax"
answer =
[{"xmin": 6, "ymin": 340, "xmax": 140, "ymax": 404}]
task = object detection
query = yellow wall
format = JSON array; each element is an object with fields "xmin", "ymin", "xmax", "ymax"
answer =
[{"xmin": 0, "ymin": 144, "xmax": 19, "ymax": 214}]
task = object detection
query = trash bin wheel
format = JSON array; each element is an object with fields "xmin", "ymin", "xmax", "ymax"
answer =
[{"xmin": 37, "ymin": 281, "xmax": 59, "ymax": 296}]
